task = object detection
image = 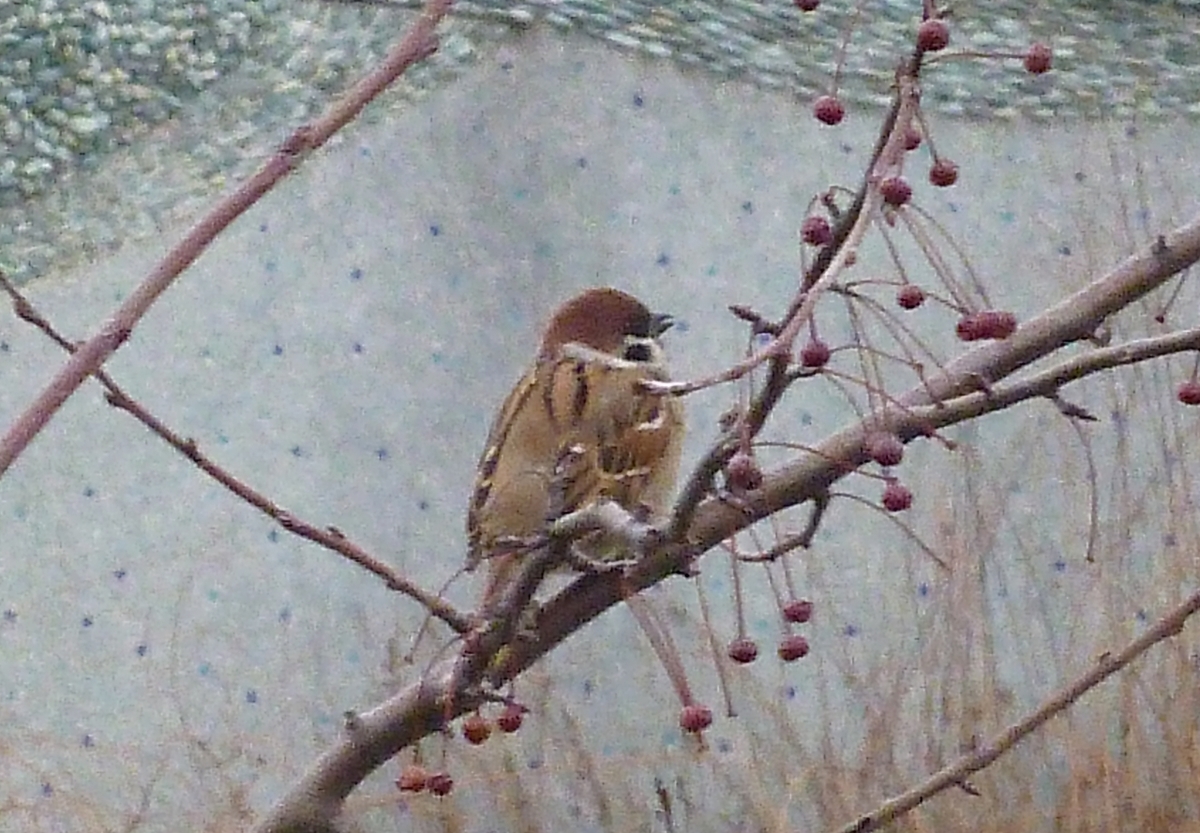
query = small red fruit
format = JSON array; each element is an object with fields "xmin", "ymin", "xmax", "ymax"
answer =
[
  {"xmin": 396, "ymin": 764, "xmax": 429, "ymax": 793},
  {"xmin": 783, "ymin": 599, "xmax": 813, "ymax": 624},
  {"xmin": 916, "ymin": 19, "xmax": 950, "ymax": 53},
  {"xmin": 778, "ymin": 634, "xmax": 810, "ymax": 662},
  {"xmin": 680, "ymin": 704, "xmax": 714, "ymax": 733},
  {"xmin": 794, "ymin": 0, "xmax": 819, "ymax": 9},
  {"xmin": 726, "ymin": 451, "xmax": 764, "ymax": 492},
  {"xmin": 1177, "ymin": 380, "xmax": 1200, "ymax": 406},
  {"xmin": 813, "ymin": 95, "xmax": 845, "ymax": 126},
  {"xmin": 897, "ymin": 284, "xmax": 925, "ymax": 309},
  {"xmin": 801, "ymin": 215, "xmax": 832, "ymax": 246},
  {"xmin": 956, "ymin": 310, "xmax": 1018, "ymax": 341},
  {"xmin": 1024, "ymin": 42, "xmax": 1052, "ymax": 74},
  {"xmin": 865, "ymin": 431, "xmax": 904, "ymax": 467},
  {"xmin": 727, "ymin": 638, "xmax": 760, "ymax": 664},
  {"xmin": 799, "ymin": 338, "xmax": 831, "ymax": 368},
  {"xmin": 880, "ymin": 175, "xmax": 912, "ymax": 207},
  {"xmin": 903, "ymin": 127, "xmax": 922, "ymax": 151},
  {"xmin": 882, "ymin": 479, "xmax": 913, "ymax": 512},
  {"xmin": 929, "ymin": 159, "xmax": 958, "ymax": 187},
  {"xmin": 427, "ymin": 771, "xmax": 455, "ymax": 797},
  {"xmin": 497, "ymin": 703, "xmax": 525, "ymax": 733},
  {"xmin": 462, "ymin": 714, "xmax": 491, "ymax": 745}
]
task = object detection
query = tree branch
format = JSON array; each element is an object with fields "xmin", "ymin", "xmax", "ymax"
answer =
[
  {"xmin": 0, "ymin": 272, "xmax": 472, "ymax": 634},
  {"xmin": 834, "ymin": 579, "xmax": 1200, "ymax": 833},
  {"xmin": 0, "ymin": 0, "xmax": 452, "ymax": 479},
  {"xmin": 494, "ymin": 211, "xmax": 1200, "ymax": 684}
]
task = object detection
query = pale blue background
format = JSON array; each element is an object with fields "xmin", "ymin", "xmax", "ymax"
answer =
[{"xmin": 1, "ymin": 28, "xmax": 1197, "ymax": 832}]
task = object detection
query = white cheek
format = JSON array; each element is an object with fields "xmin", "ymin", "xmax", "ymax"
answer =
[
  {"xmin": 644, "ymin": 343, "xmax": 671, "ymax": 378},
  {"xmin": 560, "ymin": 342, "xmax": 636, "ymax": 369}
]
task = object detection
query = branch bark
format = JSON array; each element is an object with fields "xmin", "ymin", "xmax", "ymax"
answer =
[
  {"xmin": 0, "ymin": 0, "xmax": 452, "ymax": 479},
  {"xmin": 834, "ymin": 581, "xmax": 1200, "ymax": 833},
  {"xmin": 251, "ymin": 212, "xmax": 1200, "ymax": 833}
]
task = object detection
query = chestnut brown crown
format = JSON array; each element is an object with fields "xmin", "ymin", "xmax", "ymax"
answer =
[{"xmin": 538, "ymin": 287, "xmax": 673, "ymax": 361}]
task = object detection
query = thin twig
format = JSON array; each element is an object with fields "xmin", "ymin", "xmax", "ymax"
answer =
[
  {"xmin": 662, "ymin": 58, "xmax": 926, "ymax": 541},
  {"xmin": 0, "ymin": 272, "xmax": 472, "ymax": 634},
  {"xmin": 833, "ymin": 582, "xmax": 1200, "ymax": 833},
  {"xmin": 0, "ymin": 0, "xmax": 451, "ymax": 479}
]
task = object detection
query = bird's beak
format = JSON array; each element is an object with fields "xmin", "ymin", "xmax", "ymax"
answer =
[{"xmin": 650, "ymin": 313, "xmax": 674, "ymax": 337}]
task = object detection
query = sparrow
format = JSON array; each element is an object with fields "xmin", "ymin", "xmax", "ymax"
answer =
[{"xmin": 466, "ymin": 287, "xmax": 685, "ymax": 610}]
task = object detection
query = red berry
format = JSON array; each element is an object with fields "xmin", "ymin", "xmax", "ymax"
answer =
[
  {"xmin": 778, "ymin": 634, "xmax": 810, "ymax": 662},
  {"xmin": 497, "ymin": 703, "xmax": 525, "ymax": 733},
  {"xmin": 865, "ymin": 431, "xmax": 904, "ymax": 467},
  {"xmin": 726, "ymin": 451, "xmax": 764, "ymax": 492},
  {"xmin": 799, "ymin": 338, "xmax": 831, "ymax": 368},
  {"xmin": 462, "ymin": 714, "xmax": 491, "ymax": 745},
  {"xmin": 897, "ymin": 284, "xmax": 925, "ymax": 309},
  {"xmin": 427, "ymin": 771, "xmax": 454, "ymax": 796},
  {"xmin": 801, "ymin": 215, "xmax": 832, "ymax": 246},
  {"xmin": 1178, "ymin": 380, "xmax": 1200, "ymax": 406},
  {"xmin": 794, "ymin": 0, "xmax": 819, "ymax": 10},
  {"xmin": 956, "ymin": 311, "xmax": 1018, "ymax": 341},
  {"xmin": 813, "ymin": 95, "xmax": 845, "ymax": 126},
  {"xmin": 903, "ymin": 127, "xmax": 922, "ymax": 151},
  {"xmin": 680, "ymin": 704, "xmax": 714, "ymax": 734},
  {"xmin": 396, "ymin": 764, "xmax": 429, "ymax": 793},
  {"xmin": 882, "ymin": 479, "xmax": 913, "ymax": 512},
  {"xmin": 880, "ymin": 175, "xmax": 912, "ymax": 207},
  {"xmin": 727, "ymin": 638, "xmax": 759, "ymax": 664},
  {"xmin": 929, "ymin": 158, "xmax": 958, "ymax": 187},
  {"xmin": 783, "ymin": 599, "xmax": 813, "ymax": 624},
  {"xmin": 916, "ymin": 19, "xmax": 950, "ymax": 53},
  {"xmin": 1024, "ymin": 42, "xmax": 1052, "ymax": 74}
]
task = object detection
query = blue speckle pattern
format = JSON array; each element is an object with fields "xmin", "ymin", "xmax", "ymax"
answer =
[{"xmin": 0, "ymin": 25, "xmax": 1186, "ymax": 827}]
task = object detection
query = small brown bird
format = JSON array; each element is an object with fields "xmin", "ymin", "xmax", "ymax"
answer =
[{"xmin": 466, "ymin": 287, "xmax": 685, "ymax": 609}]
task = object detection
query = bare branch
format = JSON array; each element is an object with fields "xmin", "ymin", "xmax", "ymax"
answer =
[
  {"xmin": 253, "ymin": 655, "xmax": 468, "ymax": 833},
  {"xmin": 0, "ymin": 273, "xmax": 472, "ymax": 635},
  {"xmin": 833, "ymin": 580, "xmax": 1200, "ymax": 833},
  {"xmin": 0, "ymin": 0, "xmax": 452, "ymax": 479},
  {"xmin": 493, "ymin": 212, "xmax": 1200, "ymax": 686}
]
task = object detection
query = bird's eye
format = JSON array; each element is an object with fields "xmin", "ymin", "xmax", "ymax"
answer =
[{"xmin": 623, "ymin": 341, "xmax": 652, "ymax": 362}]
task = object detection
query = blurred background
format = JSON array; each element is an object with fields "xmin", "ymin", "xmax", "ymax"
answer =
[{"xmin": 1, "ymin": 2, "xmax": 1199, "ymax": 831}]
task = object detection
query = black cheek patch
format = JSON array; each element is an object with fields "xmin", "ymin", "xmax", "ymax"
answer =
[{"xmin": 624, "ymin": 343, "xmax": 652, "ymax": 362}]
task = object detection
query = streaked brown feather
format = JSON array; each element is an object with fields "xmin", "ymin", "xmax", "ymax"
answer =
[
  {"xmin": 466, "ymin": 288, "xmax": 683, "ymax": 606},
  {"xmin": 470, "ymin": 364, "xmax": 678, "ymax": 536}
]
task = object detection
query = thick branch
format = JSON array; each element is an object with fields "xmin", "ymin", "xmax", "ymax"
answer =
[
  {"xmin": 251, "ymin": 656, "xmax": 469, "ymax": 833},
  {"xmin": 249, "ymin": 204, "xmax": 1200, "ymax": 833},
  {"xmin": 494, "ymin": 211, "xmax": 1200, "ymax": 683}
]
